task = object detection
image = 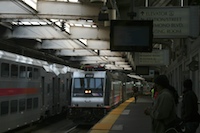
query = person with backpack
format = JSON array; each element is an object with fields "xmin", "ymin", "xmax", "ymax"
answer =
[{"xmin": 181, "ymin": 79, "xmax": 200, "ymax": 133}]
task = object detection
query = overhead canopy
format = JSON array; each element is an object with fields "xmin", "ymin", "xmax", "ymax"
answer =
[{"xmin": 0, "ymin": 0, "xmax": 176, "ymax": 73}]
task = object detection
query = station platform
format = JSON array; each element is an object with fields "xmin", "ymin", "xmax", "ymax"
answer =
[
  {"xmin": 88, "ymin": 96, "xmax": 152, "ymax": 133},
  {"xmin": 89, "ymin": 95, "xmax": 200, "ymax": 133}
]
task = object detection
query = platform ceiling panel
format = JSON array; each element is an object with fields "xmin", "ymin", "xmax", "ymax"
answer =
[
  {"xmin": 0, "ymin": 0, "xmax": 176, "ymax": 72},
  {"xmin": 37, "ymin": 40, "xmax": 83, "ymax": 49},
  {"xmin": 70, "ymin": 27, "xmax": 109, "ymax": 40},
  {"xmin": 12, "ymin": 26, "xmax": 69, "ymax": 39}
]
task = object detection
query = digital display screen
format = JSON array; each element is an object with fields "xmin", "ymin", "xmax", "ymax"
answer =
[
  {"xmin": 110, "ymin": 20, "xmax": 153, "ymax": 52},
  {"xmin": 136, "ymin": 66, "xmax": 149, "ymax": 75}
]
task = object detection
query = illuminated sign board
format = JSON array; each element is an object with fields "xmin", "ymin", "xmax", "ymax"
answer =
[
  {"xmin": 134, "ymin": 49, "xmax": 169, "ymax": 66},
  {"xmin": 135, "ymin": 7, "xmax": 199, "ymax": 38},
  {"xmin": 85, "ymin": 73, "xmax": 94, "ymax": 78}
]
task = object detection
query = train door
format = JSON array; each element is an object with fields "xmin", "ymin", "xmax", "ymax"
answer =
[
  {"xmin": 122, "ymin": 83, "xmax": 126, "ymax": 102},
  {"xmin": 110, "ymin": 82, "xmax": 114, "ymax": 106},
  {"xmin": 41, "ymin": 77, "xmax": 45, "ymax": 106},
  {"xmin": 52, "ymin": 77, "xmax": 60, "ymax": 114},
  {"xmin": 66, "ymin": 78, "xmax": 70, "ymax": 106}
]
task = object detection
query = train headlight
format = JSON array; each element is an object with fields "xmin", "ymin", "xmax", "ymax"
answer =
[{"xmin": 85, "ymin": 89, "xmax": 92, "ymax": 94}]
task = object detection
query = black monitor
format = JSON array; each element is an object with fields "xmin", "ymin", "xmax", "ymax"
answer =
[
  {"xmin": 110, "ymin": 20, "xmax": 153, "ymax": 52},
  {"xmin": 136, "ymin": 66, "xmax": 149, "ymax": 75}
]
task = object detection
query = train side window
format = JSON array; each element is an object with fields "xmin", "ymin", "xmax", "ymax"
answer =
[
  {"xmin": 33, "ymin": 97, "xmax": 38, "ymax": 109},
  {"xmin": 19, "ymin": 66, "xmax": 26, "ymax": 78},
  {"xmin": 1, "ymin": 63, "xmax": 9, "ymax": 77},
  {"xmin": 19, "ymin": 99, "xmax": 25, "ymax": 112},
  {"xmin": 95, "ymin": 78, "xmax": 103, "ymax": 89},
  {"xmin": 10, "ymin": 100, "xmax": 18, "ymax": 113},
  {"xmin": 0, "ymin": 101, "xmax": 9, "ymax": 115},
  {"xmin": 89, "ymin": 78, "xmax": 95, "ymax": 88},
  {"xmin": 27, "ymin": 67, "xmax": 32, "ymax": 79},
  {"xmin": 27, "ymin": 98, "xmax": 32, "ymax": 110},
  {"xmin": 74, "ymin": 78, "xmax": 84, "ymax": 89},
  {"xmin": 11, "ymin": 64, "xmax": 18, "ymax": 78},
  {"xmin": 33, "ymin": 68, "xmax": 39, "ymax": 79}
]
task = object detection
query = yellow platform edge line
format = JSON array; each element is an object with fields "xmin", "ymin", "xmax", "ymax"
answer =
[
  {"xmin": 90, "ymin": 97, "xmax": 134, "ymax": 131},
  {"xmin": 89, "ymin": 130, "xmax": 109, "ymax": 133},
  {"xmin": 91, "ymin": 123, "xmax": 113, "ymax": 130},
  {"xmin": 99, "ymin": 115, "xmax": 119, "ymax": 124}
]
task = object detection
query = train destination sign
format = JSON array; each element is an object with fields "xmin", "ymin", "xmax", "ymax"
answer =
[{"xmin": 135, "ymin": 7, "xmax": 199, "ymax": 38}]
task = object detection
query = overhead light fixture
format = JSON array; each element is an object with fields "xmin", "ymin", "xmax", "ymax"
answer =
[{"xmin": 69, "ymin": 0, "xmax": 79, "ymax": 2}]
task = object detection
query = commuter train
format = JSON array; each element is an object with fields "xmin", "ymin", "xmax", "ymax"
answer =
[
  {"xmin": 0, "ymin": 50, "xmax": 77, "ymax": 133},
  {"xmin": 68, "ymin": 68, "xmax": 134, "ymax": 124},
  {"xmin": 0, "ymin": 49, "xmax": 137, "ymax": 132}
]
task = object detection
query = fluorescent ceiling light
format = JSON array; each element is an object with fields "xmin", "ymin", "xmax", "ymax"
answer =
[
  {"xmin": 39, "ymin": 22, "xmax": 48, "ymax": 25},
  {"xmin": 30, "ymin": 22, "xmax": 40, "ymax": 25},
  {"xmin": 21, "ymin": 21, "xmax": 31, "ymax": 25},
  {"xmin": 69, "ymin": 0, "xmax": 79, "ymax": 2}
]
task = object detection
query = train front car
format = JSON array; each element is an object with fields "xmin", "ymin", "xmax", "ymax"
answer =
[
  {"xmin": 68, "ymin": 70, "xmax": 125, "ymax": 124},
  {"xmin": 68, "ymin": 71, "xmax": 106, "ymax": 124}
]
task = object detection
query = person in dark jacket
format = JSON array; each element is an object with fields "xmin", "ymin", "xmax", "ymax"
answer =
[
  {"xmin": 168, "ymin": 85, "xmax": 179, "ymax": 106},
  {"xmin": 144, "ymin": 75, "xmax": 177, "ymax": 133},
  {"xmin": 181, "ymin": 79, "xmax": 200, "ymax": 133}
]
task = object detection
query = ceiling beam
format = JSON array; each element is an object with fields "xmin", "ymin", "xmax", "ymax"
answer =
[
  {"xmin": 0, "ymin": 0, "xmax": 37, "ymax": 15},
  {"xmin": 5, "ymin": 25, "xmax": 109, "ymax": 40},
  {"xmin": 56, "ymin": 49, "xmax": 96, "ymax": 56},
  {"xmin": 0, "ymin": 1, "xmax": 100, "ymax": 19},
  {"xmin": 11, "ymin": 25, "xmax": 69, "ymax": 39},
  {"xmin": 36, "ymin": 39, "xmax": 110, "ymax": 50},
  {"xmin": 70, "ymin": 27, "xmax": 109, "ymax": 40},
  {"xmin": 36, "ymin": 39, "xmax": 83, "ymax": 49},
  {"xmin": 99, "ymin": 50, "xmax": 122, "ymax": 56},
  {"xmin": 87, "ymin": 40, "xmax": 109, "ymax": 50}
]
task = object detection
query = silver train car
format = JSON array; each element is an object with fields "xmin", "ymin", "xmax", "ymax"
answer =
[
  {"xmin": 0, "ymin": 50, "xmax": 74, "ymax": 133},
  {"xmin": 68, "ymin": 69, "xmax": 133, "ymax": 124}
]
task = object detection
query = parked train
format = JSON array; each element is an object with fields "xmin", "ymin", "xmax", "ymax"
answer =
[
  {"xmin": 0, "ymin": 49, "xmax": 142, "ymax": 132},
  {"xmin": 68, "ymin": 68, "xmax": 134, "ymax": 124},
  {"xmin": 0, "ymin": 50, "xmax": 79, "ymax": 133}
]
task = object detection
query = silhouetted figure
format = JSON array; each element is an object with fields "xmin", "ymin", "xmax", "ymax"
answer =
[
  {"xmin": 151, "ymin": 86, "xmax": 158, "ymax": 105},
  {"xmin": 181, "ymin": 79, "xmax": 200, "ymax": 133},
  {"xmin": 133, "ymin": 86, "xmax": 138, "ymax": 103},
  {"xmin": 168, "ymin": 85, "xmax": 179, "ymax": 106}
]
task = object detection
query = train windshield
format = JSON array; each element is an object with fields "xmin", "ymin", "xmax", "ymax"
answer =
[{"xmin": 73, "ymin": 78, "xmax": 104, "ymax": 97}]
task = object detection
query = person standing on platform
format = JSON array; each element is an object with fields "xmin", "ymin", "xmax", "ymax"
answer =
[
  {"xmin": 133, "ymin": 85, "xmax": 138, "ymax": 103},
  {"xmin": 151, "ymin": 87, "xmax": 155, "ymax": 99},
  {"xmin": 150, "ymin": 86, "xmax": 158, "ymax": 105},
  {"xmin": 168, "ymin": 85, "xmax": 179, "ymax": 107},
  {"xmin": 144, "ymin": 75, "xmax": 177, "ymax": 133},
  {"xmin": 181, "ymin": 79, "xmax": 200, "ymax": 133}
]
